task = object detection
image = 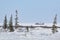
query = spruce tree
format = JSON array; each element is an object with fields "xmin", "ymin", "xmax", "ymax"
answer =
[
  {"xmin": 15, "ymin": 10, "xmax": 19, "ymax": 29},
  {"xmin": 52, "ymin": 14, "xmax": 58, "ymax": 33},
  {"xmin": 9, "ymin": 14, "xmax": 14, "ymax": 32},
  {"xmin": 3, "ymin": 15, "xmax": 7, "ymax": 29}
]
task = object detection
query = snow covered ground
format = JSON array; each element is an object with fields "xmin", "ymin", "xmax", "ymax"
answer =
[{"xmin": 0, "ymin": 27, "xmax": 60, "ymax": 40}]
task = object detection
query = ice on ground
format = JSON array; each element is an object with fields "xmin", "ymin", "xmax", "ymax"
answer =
[{"xmin": 0, "ymin": 27, "xmax": 60, "ymax": 40}]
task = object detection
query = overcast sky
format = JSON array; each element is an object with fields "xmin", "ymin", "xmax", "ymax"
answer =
[{"xmin": 0, "ymin": 0, "xmax": 60, "ymax": 23}]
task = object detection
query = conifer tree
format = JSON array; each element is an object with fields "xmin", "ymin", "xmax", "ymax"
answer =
[
  {"xmin": 15, "ymin": 10, "xmax": 19, "ymax": 29},
  {"xmin": 3, "ymin": 15, "xmax": 7, "ymax": 29},
  {"xmin": 52, "ymin": 14, "xmax": 58, "ymax": 33},
  {"xmin": 9, "ymin": 14, "xmax": 14, "ymax": 32}
]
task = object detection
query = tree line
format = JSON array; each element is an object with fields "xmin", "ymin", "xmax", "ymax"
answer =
[{"xmin": 1, "ymin": 10, "xmax": 58, "ymax": 34}]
